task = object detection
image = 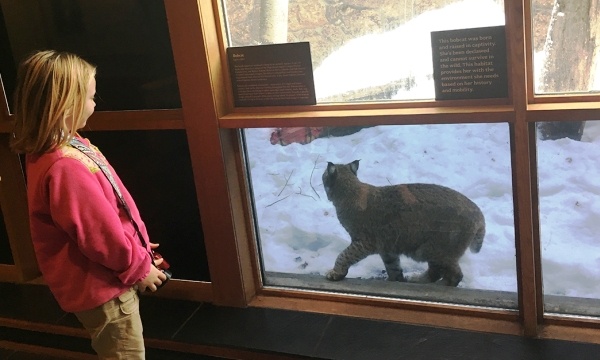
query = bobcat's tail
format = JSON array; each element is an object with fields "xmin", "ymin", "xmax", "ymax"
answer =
[{"xmin": 469, "ymin": 225, "xmax": 485, "ymax": 253}]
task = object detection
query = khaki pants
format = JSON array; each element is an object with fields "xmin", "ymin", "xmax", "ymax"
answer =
[{"xmin": 75, "ymin": 287, "xmax": 145, "ymax": 359}]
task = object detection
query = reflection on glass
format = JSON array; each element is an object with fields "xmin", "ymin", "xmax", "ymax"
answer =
[
  {"xmin": 532, "ymin": 1, "xmax": 600, "ymax": 94},
  {"xmin": 0, "ymin": 0, "xmax": 180, "ymax": 111},
  {"xmin": 244, "ymin": 123, "xmax": 517, "ymax": 307},
  {"xmin": 222, "ymin": 0, "xmax": 505, "ymax": 102},
  {"xmin": 537, "ymin": 120, "xmax": 600, "ymax": 316}
]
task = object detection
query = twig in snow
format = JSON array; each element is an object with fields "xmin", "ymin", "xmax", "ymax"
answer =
[
  {"xmin": 277, "ymin": 170, "xmax": 294, "ymax": 197},
  {"xmin": 296, "ymin": 186, "xmax": 316, "ymax": 201},
  {"xmin": 266, "ymin": 194, "xmax": 291, "ymax": 207}
]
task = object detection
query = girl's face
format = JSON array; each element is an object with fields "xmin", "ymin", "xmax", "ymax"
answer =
[{"xmin": 78, "ymin": 77, "xmax": 96, "ymax": 129}]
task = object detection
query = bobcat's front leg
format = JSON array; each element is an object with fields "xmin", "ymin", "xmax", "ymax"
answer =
[
  {"xmin": 380, "ymin": 253, "xmax": 405, "ymax": 282},
  {"xmin": 326, "ymin": 241, "xmax": 372, "ymax": 281}
]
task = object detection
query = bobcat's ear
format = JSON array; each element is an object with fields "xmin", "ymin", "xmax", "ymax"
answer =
[
  {"xmin": 349, "ymin": 160, "xmax": 360, "ymax": 175},
  {"xmin": 326, "ymin": 162, "xmax": 336, "ymax": 176}
]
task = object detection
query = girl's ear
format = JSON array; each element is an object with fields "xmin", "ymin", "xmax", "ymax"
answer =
[{"xmin": 64, "ymin": 110, "xmax": 75, "ymax": 130}]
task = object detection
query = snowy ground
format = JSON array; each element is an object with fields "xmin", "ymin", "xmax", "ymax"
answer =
[{"xmin": 245, "ymin": 120, "xmax": 600, "ymax": 298}]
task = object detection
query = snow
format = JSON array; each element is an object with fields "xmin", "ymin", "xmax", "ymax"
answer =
[
  {"xmin": 243, "ymin": 0, "xmax": 600, "ymax": 299},
  {"xmin": 314, "ymin": 0, "xmax": 505, "ymax": 100}
]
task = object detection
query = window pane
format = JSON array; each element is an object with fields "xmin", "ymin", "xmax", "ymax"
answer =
[
  {"xmin": 537, "ymin": 119, "xmax": 600, "ymax": 316},
  {"xmin": 532, "ymin": 0, "xmax": 600, "ymax": 94},
  {"xmin": 0, "ymin": 205, "xmax": 15, "ymax": 265},
  {"xmin": 86, "ymin": 130, "xmax": 210, "ymax": 282},
  {"xmin": 244, "ymin": 123, "xmax": 517, "ymax": 308},
  {"xmin": 223, "ymin": 0, "xmax": 505, "ymax": 102},
  {"xmin": 0, "ymin": 0, "xmax": 180, "ymax": 111}
]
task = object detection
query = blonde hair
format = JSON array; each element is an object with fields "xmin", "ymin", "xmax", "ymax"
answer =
[{"xmin": 10, "ymin": 50, "xmax": 96, "ymax": 154}]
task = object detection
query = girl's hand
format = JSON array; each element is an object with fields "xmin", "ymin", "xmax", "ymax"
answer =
[
  {"xmin": 137, "ymin": 243, "xmax": 167, "ymax": 292},
  {"xmin": 136, "ymin": 265, "xmax": 167, "ymax": 292}
]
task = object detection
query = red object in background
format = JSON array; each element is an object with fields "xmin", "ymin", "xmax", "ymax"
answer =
[
  {"xmin": 270, "ymin": 126, "xmax": 372, "ymax": 146},
  {"xmin": 270, "ymin": 127, "xmax": 324, "ymax": 145}
]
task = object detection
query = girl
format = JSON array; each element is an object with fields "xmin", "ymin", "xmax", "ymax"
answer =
[{"xmin": 10, "ymin": 50, "xmax": 167, "ymax": 359}]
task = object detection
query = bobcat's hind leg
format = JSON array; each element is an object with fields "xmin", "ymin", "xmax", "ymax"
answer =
[
  {"xmin": 380, "ymin": 253, "xmax": 405, "ymax": 281},
  {"xmin": 326, "ymin": 241, "xmax": 371, "ymax": 281},
  {"xmin": 407, "ymin": 263, "xmax": 443, "ymax": 284},
  {"xmin": 434, "ymin": 262, "xmax": 463, "ymax": 287}
]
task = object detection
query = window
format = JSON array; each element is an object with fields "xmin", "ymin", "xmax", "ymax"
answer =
[
  {"xmin": 223, "ymin": 0, "xmax": 505, "ymax": 102},
  {"xmin": 219, "ymin": 0, "xmax": 600, "ymax": 329},
  {"xmin": 532, "ymin": 0, "xmax": 600, "ymax": 94},
  {"xmin": 0, "ymin": 206, "xmax": 14, "ymax": 265},
  {"xmin": 244, "ymin": 122, "xmax": 518, "ymax": 307},
  {"xmin": 82, "ymin": 130, "xmax": 210, "ymax": 282},
  {"xmin": 0, "ymin": 0, "xmax": 180, "ymax": 111},
  {"xmin": 225, "ymin": 0, "xmax": 517, "ymax": 308},
  {"xmin": 537, "ymin": 119, "xmax": 600, "ymax": 317}
]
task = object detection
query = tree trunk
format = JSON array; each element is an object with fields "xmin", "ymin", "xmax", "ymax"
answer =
[
  {"xmin": 259, "ymin": 0, "xmax": 289, "ymax": 44},
  {"xmin": 537, "ymin": 0, "xmax": 600, "ymax": 141}
]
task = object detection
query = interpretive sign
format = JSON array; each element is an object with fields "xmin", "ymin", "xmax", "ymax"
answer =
[
  {"xmin": 227, "ymin": 42, "xmax": 316, "ymax": 107},
  {"xmin": 431, "ymin": 26, "xmax": 508, "ymax": 100}
]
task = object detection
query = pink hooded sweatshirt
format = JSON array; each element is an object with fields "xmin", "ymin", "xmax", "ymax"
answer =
[{"xmin": 26, "ymin": 136, "xmax": 152, "ymax": 312}]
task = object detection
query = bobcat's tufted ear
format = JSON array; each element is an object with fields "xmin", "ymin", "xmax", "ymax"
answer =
[
  {"xmin": 327, "ymin": 162, "xmax": 337, "ymax": 176},
  {"xmin": 349, "ymin": 160, "xmax": 360, "ymax": 175}
]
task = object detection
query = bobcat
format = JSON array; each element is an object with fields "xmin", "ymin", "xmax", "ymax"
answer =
[{"xmin": 322, "ymin": 160, "xmax": 485, "ymax": 286}]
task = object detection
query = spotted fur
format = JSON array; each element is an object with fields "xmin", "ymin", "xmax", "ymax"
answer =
[{"xmin": 323, "ymin": 160, "xmax": 485, "ymax": 286}]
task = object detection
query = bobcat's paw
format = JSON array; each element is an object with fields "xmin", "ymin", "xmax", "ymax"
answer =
[
  {"xmin": 386, "ymin": 273, "xmax": 406, "ymax": 282},
  {"xmin": 325, "ymin": 269, "xmax": 346, "ymax": 281},
  {"xmin": 406, "ymin": 272, "xmax": 432, "ymax": 283}
]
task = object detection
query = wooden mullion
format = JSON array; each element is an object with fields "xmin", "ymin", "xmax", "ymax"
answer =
[
  {"xmin": 0, "ymin": 74, "xmax": 9, "ymax": 121},
  {"xmin": 164, "ymin": 0, "xmax": 252, "ymax": 306},
  {"xmin": 506, "ymin": 0, "xmax": 539, "ymax": 337},
  {"xmin": 83, "ymin": 109, "xmax": 185, "ymax": 131},
  {"xmin": 531, "ymin": 94, "xmax": 600, "ymax": 104},
  {"xmin": 219, "ymin": 106, "xmax": 514, "ymax": 128},
  {"xmin": 526, "ymin": 104, "xmax": 600, "ymax": 122},
  {"xmin": 0, "ymin": 134, "xmax": 40, "ymax": 282}
]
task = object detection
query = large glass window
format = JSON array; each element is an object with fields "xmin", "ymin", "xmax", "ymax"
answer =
[
  {"xmin": 223, "ymin": 0, "xmax": 505, "ymax": 102},
  {"xmin": 225, "ymin": 0, "xmax": 520, "ymax": 308},
  {"xmin": 244, "ymin": 123, "xmax": 517, "ymax": 308},
  {"xmin": 83, "ymin": 130, "xmax": 210, "ymax": 282},
  {"xmin": 537, "ymin": 119, "xmax": 600, "ymax": 317}
]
